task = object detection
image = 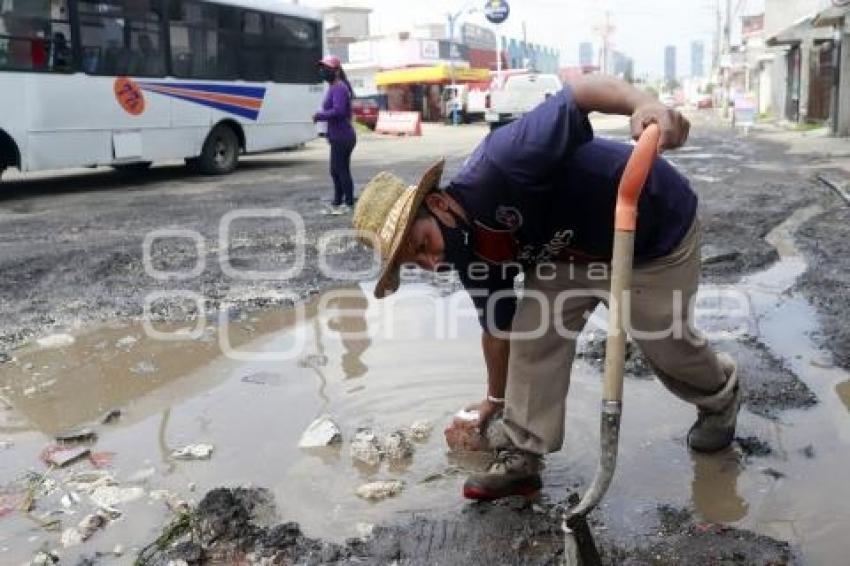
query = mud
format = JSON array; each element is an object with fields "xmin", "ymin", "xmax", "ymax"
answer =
[
  {"xmin": 139, "ymin": 487, "xmax": 794, "ymax": 566},
  {"xmin": 794, "ymin": 206, "xmax": 850, "ymax": 370}
]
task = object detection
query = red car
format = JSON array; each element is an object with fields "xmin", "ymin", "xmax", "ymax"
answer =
[{"xmin": 352, "ymin": 98, "xmax": 379, "ymax": 129}]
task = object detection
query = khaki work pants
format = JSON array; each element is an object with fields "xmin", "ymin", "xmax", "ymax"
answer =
[{"xmin": 503, "ymin": 220, "xmax": 737, "ymax": 455}]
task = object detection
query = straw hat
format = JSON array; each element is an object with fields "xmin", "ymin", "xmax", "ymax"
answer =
[{"xmin": 353, "ymin": 159, "xmax": 445, "ymax": 298}]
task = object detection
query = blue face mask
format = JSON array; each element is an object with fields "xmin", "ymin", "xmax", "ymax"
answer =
[{"xmin": 319, "ymin": 67, "xmax": 336, "ymax": 83}]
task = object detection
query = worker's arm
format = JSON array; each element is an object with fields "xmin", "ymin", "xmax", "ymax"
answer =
[
  {"xmin": 468, "ymin": 330, "xmax": 510, "ymax": 430},
  {"xmin": 569, "ymin": 74, "xmax": 690, "ymax": 151}
]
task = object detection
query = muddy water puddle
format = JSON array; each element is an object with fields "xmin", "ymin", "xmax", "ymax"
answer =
[{"xmin": 1, "ymin": 214, "xmax": 850, "ymax": 563}]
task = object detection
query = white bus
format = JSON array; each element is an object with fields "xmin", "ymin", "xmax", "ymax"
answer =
[{"xmin": 0, "ymin": 0, "xmax": 325, "ymax": 178}]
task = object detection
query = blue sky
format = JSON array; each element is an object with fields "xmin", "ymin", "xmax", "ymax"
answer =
[{"xmin": 302, "ymin": 0, "xmax": 767, "ymax": 79}]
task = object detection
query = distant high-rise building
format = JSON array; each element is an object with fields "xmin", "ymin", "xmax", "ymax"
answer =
[
  {"xmin": 690, "ymin": 41, "xmax": 704, "ymax": 77},
  {"xmin": 579, "ymin": 42, "xmax": 594, "ymax": 67},
  {"xmin": 612, "ymin": 50, "xmax": 634, "ymax": 81},
  {"xmin": 664, "ymin": 45, "xmax": 676, "ymax": 83}
]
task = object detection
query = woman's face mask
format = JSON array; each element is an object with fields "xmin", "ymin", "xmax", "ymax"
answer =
[{"xmin": 319, "ymin": 66, "xmax": 336, "ymax": 83}]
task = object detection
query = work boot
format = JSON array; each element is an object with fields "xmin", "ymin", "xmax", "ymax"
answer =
[
  {"xmin": 687, "ymin": 354, "xmax": 741, "ymax": 453},
  {"xmin": 463, "ymin": 448, "xmax": 543, "ymax": 501}
]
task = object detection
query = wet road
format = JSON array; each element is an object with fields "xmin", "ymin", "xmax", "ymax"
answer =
[{"xmin": 1, "ymin": 116, "xmax": 850, "ymax": 564}]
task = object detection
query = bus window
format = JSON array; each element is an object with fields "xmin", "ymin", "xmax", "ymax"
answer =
[
  {"xmin": 269, "ymin": 15, "xmax": 320, "ymax": 84},
  {"xmin": 168, "ymin": 0, "xmax": 237, "ymax": 80},
  {"xmin": 77, "ymin": 0, "xmax": 166, "ymax": 77},
  {"xmin": 240, "ymin": 11, "xmax": 267, "ymax": 82},
  {"xmin": 1, "ymin": 0, "xmax": 70, "ymax": 72}
]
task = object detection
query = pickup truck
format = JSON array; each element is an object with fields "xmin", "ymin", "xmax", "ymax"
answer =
[{"xmin": 485, "ymin": 73, "xmax": 563, "ymax": 130}]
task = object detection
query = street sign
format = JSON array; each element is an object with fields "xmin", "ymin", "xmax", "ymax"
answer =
[{"xmin": 484, "ymin": 0, "xmax": 510, "ymax": 24}]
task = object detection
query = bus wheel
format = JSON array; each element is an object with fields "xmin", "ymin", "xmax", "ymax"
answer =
[{"xmin": 198, "ymin": 125, "xmax": 239, "ymax": 175}]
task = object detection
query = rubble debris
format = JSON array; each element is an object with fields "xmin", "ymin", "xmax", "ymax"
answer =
[
  {"xmin": 761, "ymin": 467, "xmax": 786, "ymax": 480},
  {"xmin": 36, "ymin": 333, "xmax": 75, "ymax": 349},
  {"xmin": 355, "ymin": 480, "xmax": 404, "ymax": 501},
  {"xmin": 298, "ymin": 416, "xmax": 342, "ymax": 448},
  {"xmin": 43, "ymin": 445, "xmax": 91, "ymax": 468},
  {"xmin": 151, "ymin": 490, "xmax": 190, "ymax": 514},
  {"xmin": 60, "ymin": 527, "xmax": 84, "ymax": 548},
  {"xmin": 113, "ymin": 544, "xmax": 125, "ymax": 557},
  {"xmin": 800, "ymin": 445, "xmax": 816, "ymax": 459},
  {"xmin": 78, "ymin": 512, "xmax": 108, "ymax": 539},
  {"xmin": 381, "ymin": 431, "xmax": 414, "ymax": 462},
  {"xmin": 406, "ymin": 420, "xmax": 433, "ymax": 442},
  {"xmin": 101, "ymin": 409, "xmax": 122, "ymax": 425},
  {"xmin": 444, "ymin": 410, "xmax": 489, "ymax": 452},
  {"xmin": 701, "ymin": 245, "xmax": 743, "ymax": 266},
  {"xmin": 350, "ymin": 429, "xmax": 382, "ymax": 467},
  {"xmin": 0, "ymin": 440, "xmax": 12, "ymax": 450},
  {"xmin": 736, "ymin": 436, "xmax": 773, "ymax": 458},
  {"xmin": 130, "ymin": 360, "xmax": 158, "ymax": 375},
  {"xmin": 55, "ymin": 427, "xmax": 98, "ymax": 445},
  {"xmin": 171, "ymin": 443, "xmax": 214, "ymax": 460},
  {"xmin": 90, "ymin": 485, "xmax": 144, "ymax": 508},
  {"xmin": 61, "ymin": 491, "xmax": 81, "ymax": 508},
  {"xmin": 30, "ymin": 550, "xmax": 60, "ymax": 565}
]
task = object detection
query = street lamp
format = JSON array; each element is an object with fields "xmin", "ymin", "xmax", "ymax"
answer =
[{"xmin": 447, "ymin": 0, "xmax": 478, "ymax": 125}]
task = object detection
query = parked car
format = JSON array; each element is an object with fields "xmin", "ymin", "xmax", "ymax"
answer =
[
  {"xmin": 485, "ymin": 73, "xmax": 562, "ymax": 130},
  {"xmin": 696, "ymin": 94, "xmax": 713, "ymax": 109},
  {"xmin": 352, "ymin": 98, "xmax": 380, "ymax": 129}
]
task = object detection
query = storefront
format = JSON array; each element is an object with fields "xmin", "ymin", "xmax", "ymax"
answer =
[{"xmin": 375, "ymin": 64, "xmax": 491, "ymax": 121}]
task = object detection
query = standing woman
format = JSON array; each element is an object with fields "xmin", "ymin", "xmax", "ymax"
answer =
[{"xmin": 313, "ymin": 56, "xmax": 357, "ymax": 215}]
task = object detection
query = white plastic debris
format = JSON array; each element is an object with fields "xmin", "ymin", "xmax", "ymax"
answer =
[
  {"xmin": 90, "ymin": 485, "xmax": 144, "ymax": 508},
  {"xmin": 350, "ymin": 429, "xmax": 382, "ymax": 466},
  {"xmin": 355, "ymin": 480, "xmax": 404, "ymax": 501},
  {"xmin": 407, "ymin": 420, "xmax": 433, "ymax": 442},
  {"xmin": 113, "ymin": 544, "xmax": 125, "ymax": 557},
  {"xmin": 36, "ymin": 334, "xmax": 75, "ymax": 349},
  {"xmin": 171, "ymin": 443, "xmax": 214, "ymax": 460},
  {"xmin": 381, "ymin": 431, "xmax": 414, "ymax": 461},
  {"xmin": 298, "ymin": 416, "xmax": 342, "ymax": 448}
]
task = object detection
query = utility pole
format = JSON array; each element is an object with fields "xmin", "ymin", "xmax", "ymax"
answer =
[
  {"xmin": 594, "ymin": 11, "xmax": 614, "ymax": 74},
  {"xmin": 447, "ymin": 1, "xmax": 476, "ymax": 125},
  {"xmin": 721, "ymin": 0, "xmax": 732, "ymax": 119}
]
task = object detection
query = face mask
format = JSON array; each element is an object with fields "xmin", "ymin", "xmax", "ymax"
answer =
[
  {"xmin": 319, "ymin": 67, "xmax": 336, "ymax": 83},
  {"xmin": 434, "ymin": 213, "xmax": 474, "ymax": 273}
]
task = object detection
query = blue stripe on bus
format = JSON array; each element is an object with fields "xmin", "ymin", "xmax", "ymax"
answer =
[
  {"xmin": 162, "ymin": 92, "xmax": 260, "ymax": 120},
  {"xmin": 140, "ymin": 81, "xmax": 266, "ymax": 99}
]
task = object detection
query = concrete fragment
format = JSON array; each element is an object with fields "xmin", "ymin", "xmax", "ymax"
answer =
[
  {"xmin": 60, "ymin": 527, "xmax": 84, "ymax": 548},
  {"xmin": 444, "ymin": 410, "xmax": 489, "ymax": 452},
  {"xmin": 60, "ymin": 491, "xmax": 81, "ymax": 508},
  {"xmin": 381, "ymin": 431, "xmax": 413, "ymax": 461},
  {"xmin": 30, "ymin": 550, "xmax": 60, "ymax": 565},
  {"xmin": 36, "ymin": 333, "xmax": 75, "ymax": 349},
  {"xmin": 407, "ymin": 420, "xmax": 433, "ymax": 442},
  {"xmin": 77, "ymin": 512, "xmax": 107, "ymax": 539},
  {"xmin": 171, "ymin": 443, "xmax": 214, "ymax": 460},
  {"xmin": 299, "ymin": 416, "xmax": 342, "ymax": 448},
  {"xmin": 90, "ymin": 485, "xmax": 144, "ymax": 507},
  {"xmin": 351, "ymin": 429, "xmax": 382, "ymax": 466},
  {"xmin": 355, "ymin": 480, "xmax": 404, "ymax": 501},
  {"xmin": 45, "ymin": 446, "xmax": 91, "ymax": 468},
  {"xmin": 101, "ymin": 409, "xmax": 122, "ymax": 424},
  {"xmin": 55, "ymin": 427, "xmax": 97, "ymax": 444}
]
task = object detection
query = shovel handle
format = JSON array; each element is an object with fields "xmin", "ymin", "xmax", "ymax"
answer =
[{"xmin": 615, "ymin": 123, "xmax": 660, "ymax": 231}]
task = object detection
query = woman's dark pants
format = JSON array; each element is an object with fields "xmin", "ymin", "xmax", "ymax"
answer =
[{"xmin": 330, "ymin": 137, "xmax": 356, "ymax": 206}]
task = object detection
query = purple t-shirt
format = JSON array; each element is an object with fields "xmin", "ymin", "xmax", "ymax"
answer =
[
  {"xmin": 316, "ymin": 82, "xmax": 356, "ymax": 142},
  {"xmin": 447, "ymin": 86, "xmax": 698, "ymax": 332}
]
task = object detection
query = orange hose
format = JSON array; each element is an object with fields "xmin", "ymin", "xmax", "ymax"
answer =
[{"xmin": 614, "ymin": 123, "xmax": 660, "ymax": 232}]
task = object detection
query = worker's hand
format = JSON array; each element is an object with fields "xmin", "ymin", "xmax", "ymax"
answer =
[
  {"xmin": 465, "ymin": 398, "xmax": 504, "ymax": 433},
  {"xmin": 630, "ymin": 102, "xmax": 690, "ymax": 152},
  {"xmin": 312, "ymin": 113, "xmax": 319, "ymax": 123}
]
